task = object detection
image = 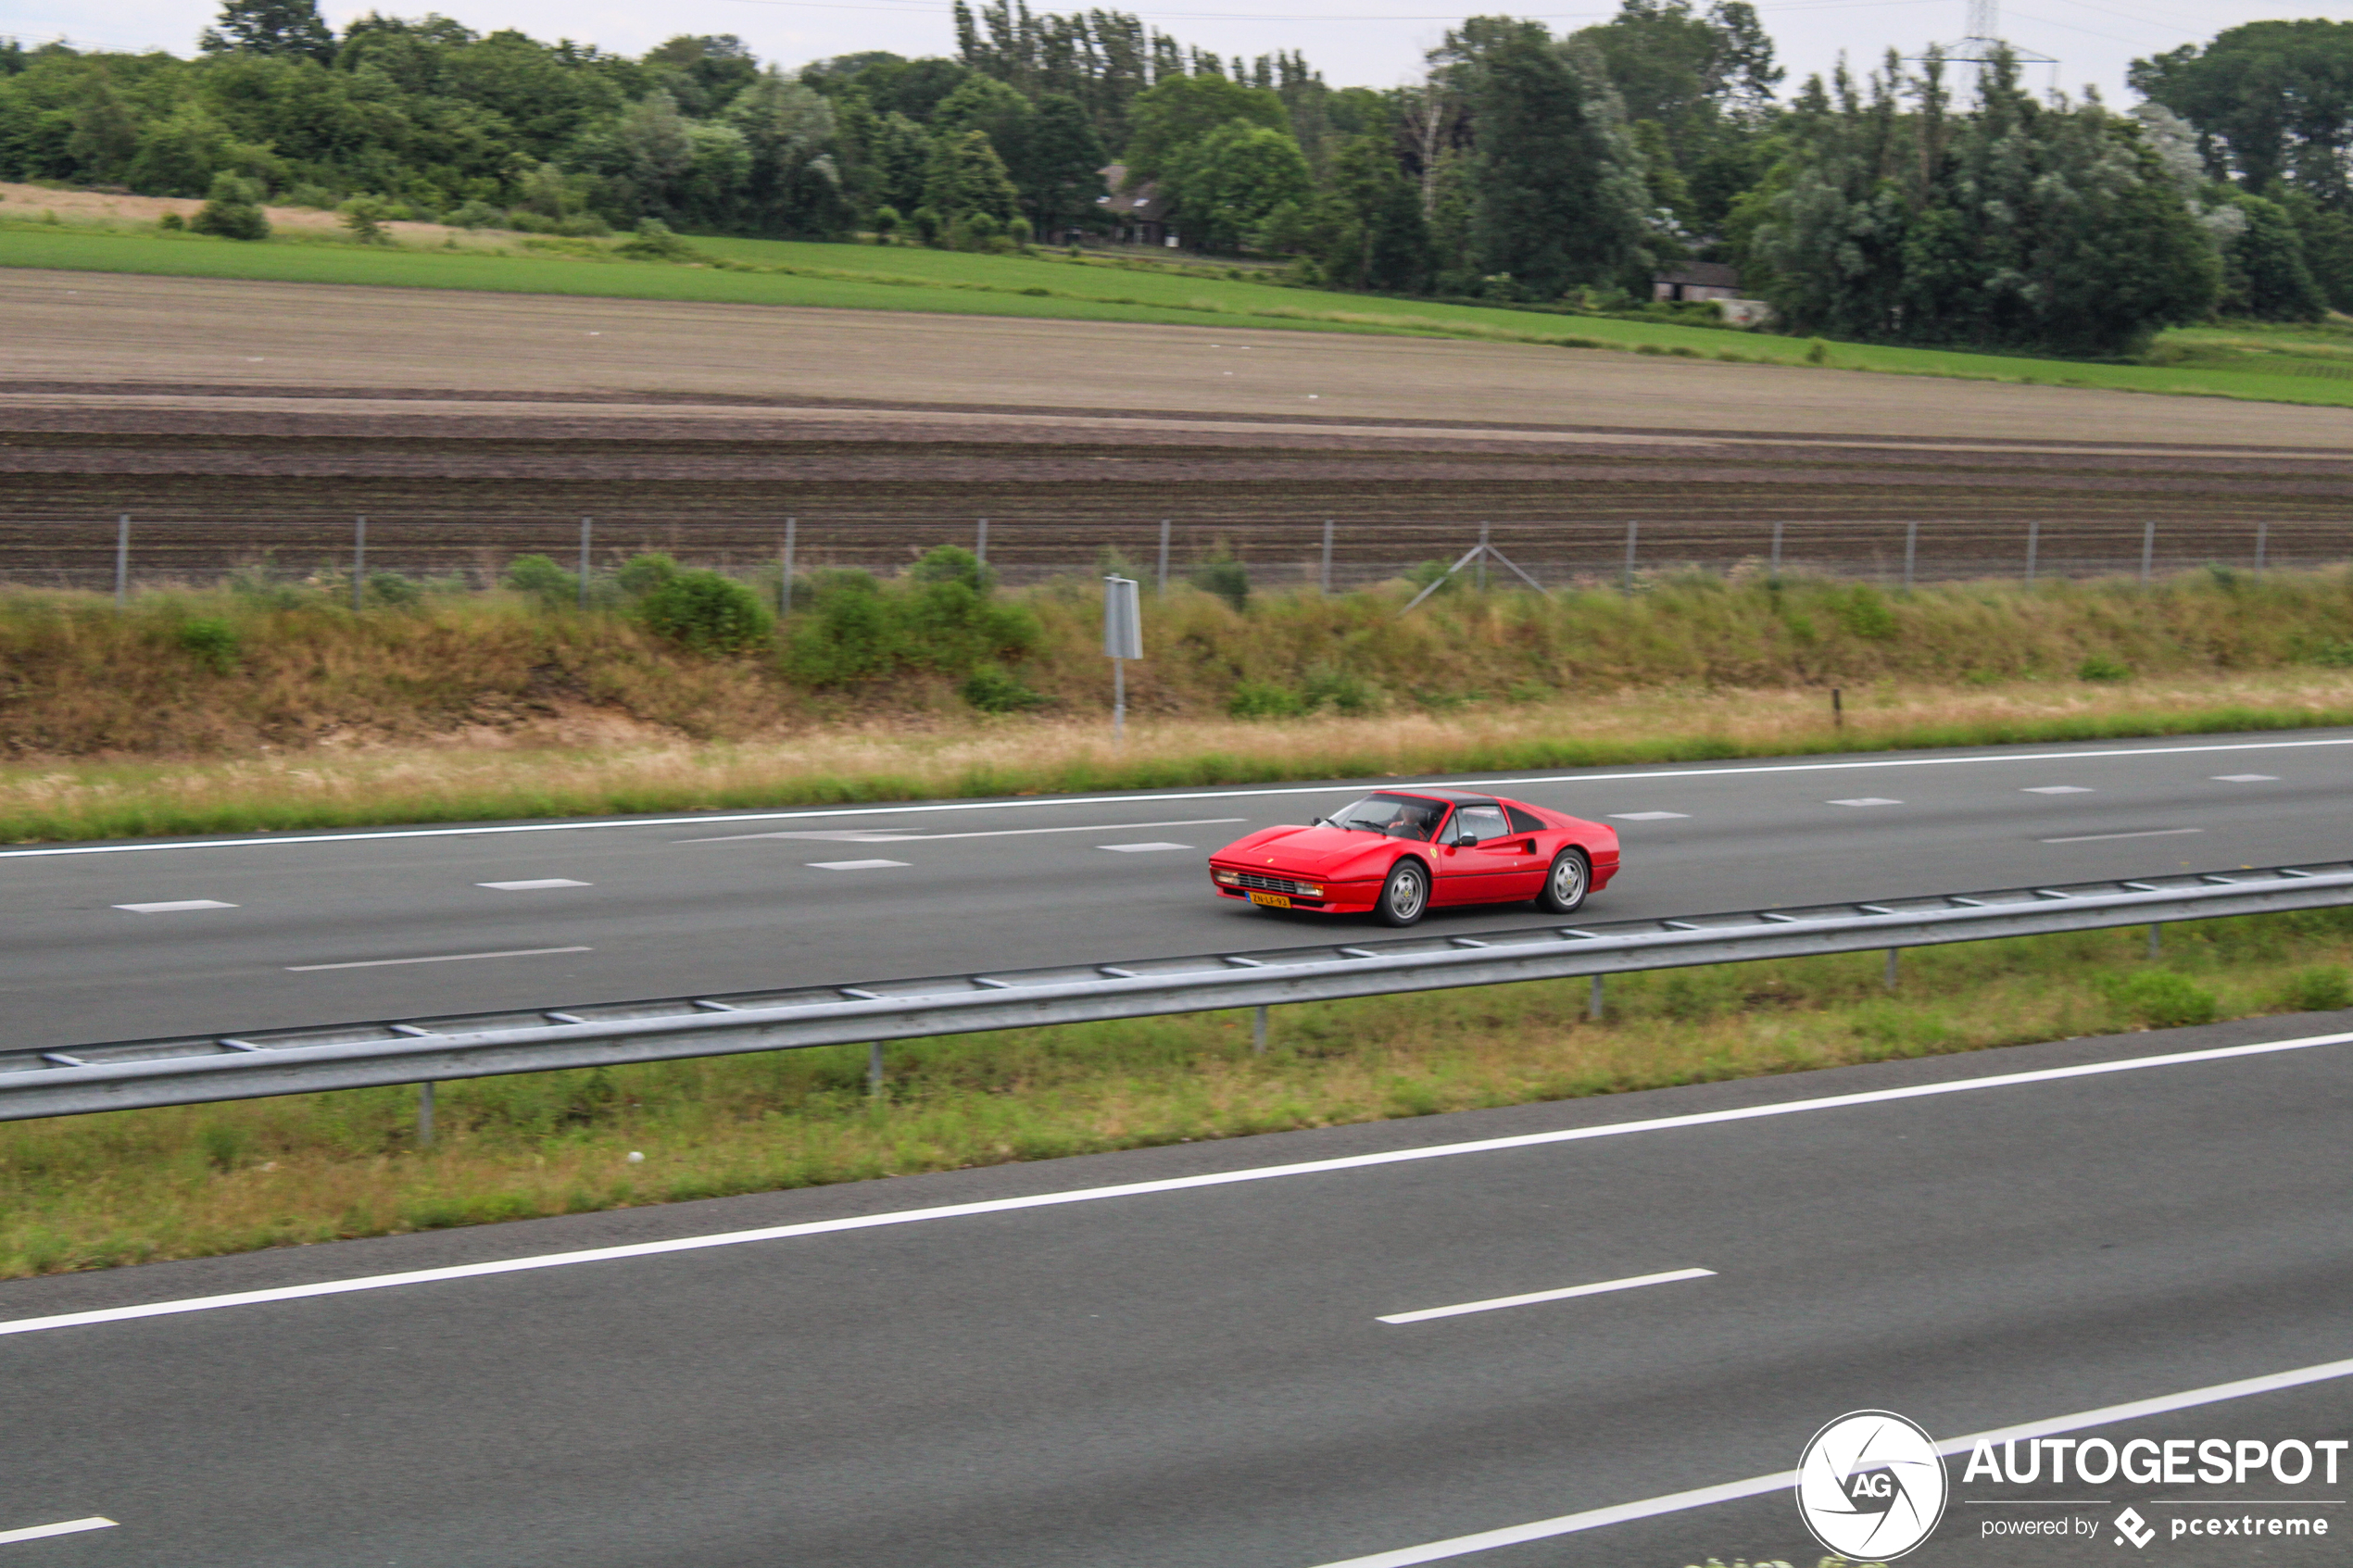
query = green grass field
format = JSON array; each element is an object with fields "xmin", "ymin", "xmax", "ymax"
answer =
[{"xmin": 12, "ymin": 215, "xmax": 2353, "ymax": 408}]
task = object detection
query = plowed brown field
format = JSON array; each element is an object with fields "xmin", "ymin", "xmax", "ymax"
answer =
[{"xmin": 7, "ymin": 269, "xmax": 2352, "ymax": 590}]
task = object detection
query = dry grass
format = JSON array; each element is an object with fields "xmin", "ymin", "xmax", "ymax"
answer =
[{"xmin": 6, "ymin": 912, "xmax": 2347, "ymax": 1278}]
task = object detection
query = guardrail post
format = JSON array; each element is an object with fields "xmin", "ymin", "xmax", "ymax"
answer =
[
  {"xmin": 1588, "ymin": 975, "xmax": 1604, "ymax": 1021},
  {"xmin": 1884, "ymin": 948, "xmax": 1899, "ymax": 989},
  {"xmin": 2149, "ymin": 923, "xmax": 2161, "ymax": 960},
  {"xmin": 1252, "ymin": 1005, "xmax": 1268, "ymax": 1055},
  {"xmin": 867, "ymin": 1042, "xmax": 884, "ymax": 1099},
  {"xmin": 114, "ymin": 514, "xmax": 130, "ymax": 607},
  {"xmin": 418, "ymin": 1081, "xmax": 434, "ymax": 1147}
]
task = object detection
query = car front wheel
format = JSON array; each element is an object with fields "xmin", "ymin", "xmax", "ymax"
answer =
[
  {"xmin": 1536, "ymin": 847, "xmax": 1591, "ymax": 914},
  {"xmin": 1376, "ymin": 860, "xmax": 1428, "ymax": 926}
]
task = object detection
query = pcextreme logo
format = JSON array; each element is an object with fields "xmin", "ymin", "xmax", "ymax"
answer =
[{"xmin": 1794, "ymin": 1411, "xmax": 1950, "ymax": 1561}]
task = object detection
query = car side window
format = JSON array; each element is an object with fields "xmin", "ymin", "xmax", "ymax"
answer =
[
  {"xmin": 1453, "ymin": 805, "xmax": 1508, "ymax": 844},
  {"xmin": 1504, "ymin": 805, "xmax": 1544, "ymax": 834}
]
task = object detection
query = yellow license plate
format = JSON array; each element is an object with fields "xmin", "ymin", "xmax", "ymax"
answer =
[{"xmin": 1248, "ymin": 891, "xmax": 1292, "ymax": 909}]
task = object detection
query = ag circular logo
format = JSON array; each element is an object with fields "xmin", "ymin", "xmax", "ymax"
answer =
[{"xmin": 1794, "ymin": 1410, "xmax": 1949, "ymax": 1561}]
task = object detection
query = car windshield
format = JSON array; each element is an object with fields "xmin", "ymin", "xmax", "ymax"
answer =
[{"xmin": 1325, "ymin": 794, "xmax": 1449, "ymax": 840}]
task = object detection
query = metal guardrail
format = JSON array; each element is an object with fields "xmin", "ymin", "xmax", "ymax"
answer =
[{"xmin": 5, "ymin": 862, "xmax": 2350, "ymax": 1122}]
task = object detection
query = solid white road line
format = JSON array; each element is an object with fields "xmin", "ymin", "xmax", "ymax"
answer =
[
  {"xmin": 111, "ymin": 900, "xmax": 236, "ymax": 913},
  {"xmin": 474, "ymin": 879, "xmax": 590, "ymax": 891},
  {"xmin": 0, "ymin": 1518, "xmax": 117, "ymax": 1546},
  {"xmin": 1301, "ymin": 1355, "xmax": 2353, "ymax": 1568},
  {"xmin": 1609, "ymin": 812, "xmax": 1688, "ymax": 821},
  {"xmin": 1378, "ymin": 1268, "xmax": 1714, "ymax": 1324},
  {"xmin": 5, "ymin": 736, "xmax": 2347, "ymax": 859},
  {"xmin": 2214, "ymin": 773, "xmax": 2279, "ymax": 782},
  {"xmin": 1100, "ymin": 843, "xmax": 1194, "ymax": 852},
  {"xmin": 2022, "ymin": 785, "xmax": 2094, "ymax": 794},
  {"xmin": 3, "ymin": 1029, "xmax": 2345, "ymax": 1341},
  {"xmin": 1828, "ymin": 797, "xmax": 1903, "ymax": 807},
  {"xmin": 681, "ymin": 818, "xmax": 1245, "ymax": 844},
  {"xmin": 807, "ymin": 859, "xmax": 910, "ymax": 871},
  {"xmin": 2040, "ymin": 828, "xmax": 2204, "ymax": 844},
  {"xmin": 284, "ymin": 946, "xmax": 592, "ymax": 972}
]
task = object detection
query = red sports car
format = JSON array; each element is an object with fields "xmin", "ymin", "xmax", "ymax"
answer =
[{"xmin": 1207, "ymin": 788, "xmax": 1619, "ymax": 926}]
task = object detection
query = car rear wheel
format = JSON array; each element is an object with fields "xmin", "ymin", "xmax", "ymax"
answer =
[
  {"xmin": 1536, "ymin": 847, "xmax": 1591, "ymax": 914},
  {"xmin": 1375, "ymin": 860, "xmax": 1428, "ymax": 926}
]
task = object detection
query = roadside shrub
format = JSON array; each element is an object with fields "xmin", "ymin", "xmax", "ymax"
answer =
[
  {"xmin": 907, "ymin": 544, "xmax": 994, "ymax": 596},
  {"xmin": 157, "ymin": 211, "xmax": 184, "ymax": 231},
  {"xmin": 871, "ymin": 205, "xmax": 900, "ymax": 243},
  {"xmin": 189, "ymin": 173, "xmax": 269, "ymax": 241},
  {"xmin": 1403, "ymin": 558, "xmax": 1462, "ymax": 596},
  {"xmin": 961, "ymin": 663, "xmax": 1047, "ymax": 712},
  {"xmin": 500, "ymin": 554, "xmax": 577, "ymax": 604},
  {"xmin": 638, "ymin": 571, "xmax": 774, "ymax": 655},
  {"xmin": 2105, "ymin": 969, "xmax": 2219, "ymax": 1030},
  {"xmin": 365, "ymin": 571, "xmax": 422, "ymax": 608},
  {"xmin": 613, "ymin": 552, "xmax": 680, "ymax": 598},
  {"xmin": 1837, "ymin": 586, "xmax": 1898, "ymax": 640},
  {"xmin": 899, "ymin": 580, "xmax": 1039, "ymax": 671},
  {"xmin": 2078, "ymin": 655, "xmax": 2132, "ymax": 682},
  {"xmin": 337, "ymin": 194, "xmax": 395, "ymax": 245},
  {"xmin": 783, "ymin": 560, "xmax": 1038, "ymax": 685},
  {"xmin": 177, "ymin": 618, "xmax": 240, "ymax": 673},
  {"xmin": 556, "ymin": 212, "xmax": 612, "ymax": 237},
  {"xmin": 1228, "ymin": 679, "xmax": 1306, "ymax": 719},
  {"xmin": 1190, "ymin": 542, "xmax": 1250, "ymax": 612},
  {"xmin": 617, "ymin": 219, "xmax": 701, "ymax": 260},
  {"xmin": 2284, "ymin": 966, "xmax": 2353, "ymax": 1012},
  {"xmin": 1301, "ymin": 665, "xmax": 1379, "ymax": 715},
  {"xmin": 2310, "ymin": 639, "xmax": 2353, "ymax": 668},
  {"xmin": 445, "ymin": 199, "xmax": 505, "ymax": 230},
  {"xmin": 785, "ymin": 571, "xmax": 898, "ymax": 683}
]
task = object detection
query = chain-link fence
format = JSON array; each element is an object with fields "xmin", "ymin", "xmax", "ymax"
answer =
[{"xmin": 2, "ymin": 512, "xmax": 2345, "ymax": 599}]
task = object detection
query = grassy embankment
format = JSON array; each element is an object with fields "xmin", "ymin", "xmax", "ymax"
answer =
[
  {"xmin": 6, "ymin": 909, "xmax": 2349, "ymax": 1278},
  {"xmin": 11, "ymin": 211, "xmax": 2353, "ymax": 406},
  {"xmin": 3, "ymin": 565, "xmax": 2352, "ymax": 841}
]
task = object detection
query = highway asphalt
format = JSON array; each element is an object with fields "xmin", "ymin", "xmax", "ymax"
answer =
[
  {"xmin": 5, "ymin": 727, "xmax": 2352, "ymax": 1050},
  {"xmin": 2, "ymin": 1010, "xmax": 2349, "ymax": 1566}
]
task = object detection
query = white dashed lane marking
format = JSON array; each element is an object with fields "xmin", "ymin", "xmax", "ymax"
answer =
[
  {"xmin": 1828, "ymin": 797, "xmax": 1903, "ymax": 807},
  {"xmin": 475, "ymin": 879, "xmax": 592, "ymax": 891},
  {"xmin": 1377, "ymin": 1268, "xmax": 1716, "ymax": 1325},
  {"xmin": 0, "ymin": 1517, "xmax": 117, "ymax": 1546},
  {"xmin": 113, "ymin": 900, "xmax": 236, "ymax": 913},
  {"xmin": 1100, "ymin": 843, "xmax": 1194, "ymax": 853},
  {"xmin": 2213, "ymin": 773, "xmax": 2279, "ymax": 783},
  {"xmin": 2039, "ymin": 828, "xmax": 2204, "ymax": 844},
  {"xmin": 2022, "ymin": 785, "xmax": 2095, "ymax": 794},
  {"xmin": 808, "ymin": 859, "xmax": 912, "ymax": 871},
  {"xmin": 1609, "ymin": 812, "xmax": 1688, "ymax": 821},
  {"xmin": 286, "ymin": 947, "xmax": 593, "ymax": 972}
]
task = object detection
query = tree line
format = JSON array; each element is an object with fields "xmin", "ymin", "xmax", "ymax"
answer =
[{"xmin": 7, "ymin": 0, "xmax": 2353, "ymax": 354}]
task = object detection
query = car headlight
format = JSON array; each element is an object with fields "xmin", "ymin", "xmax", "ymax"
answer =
[
  {"xmin": 1212, "ymin": 869, "xmax": 1239, "ymax": 885},
  {"xmin": 1298, "ymin": 884, "xmax": 1324, "ymax": 897}
]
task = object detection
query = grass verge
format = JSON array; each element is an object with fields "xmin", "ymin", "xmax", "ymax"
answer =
[
  {"xmin": 6, "ymin": 911, "xmax": 2348, "ymax": 1279},
  {"xmin": 13, "ymin": 218, "xmax": 2353, "ymax": 408}
]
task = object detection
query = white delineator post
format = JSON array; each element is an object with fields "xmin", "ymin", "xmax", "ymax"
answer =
[{"xmin": 1103, "ymin": 574, "xmax": 1142, "ymax": 741}]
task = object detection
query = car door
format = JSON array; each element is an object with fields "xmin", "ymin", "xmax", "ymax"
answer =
[{"xmin": 1431, "ymin": 803, "xmax": 1529, "ymax": 904}]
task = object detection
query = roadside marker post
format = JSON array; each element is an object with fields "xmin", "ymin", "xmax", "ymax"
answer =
[{"xmin": 1103, "ymin": 575, "xmax": 1142, "ymax": 742}]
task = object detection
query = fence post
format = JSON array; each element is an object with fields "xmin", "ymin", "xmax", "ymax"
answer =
[
  {"xmin": 1321, "ymin": 519, "xmax": 1334, "ymax": 594},
  {"xmin": 975, "ymin": 517, "xmax": 988, "ymax": 568},
  {"xmin": 1770, "ymin": 519, "xmax": 1783, "ymax": 575},
  {"xmin": 1157, "ymin": 518, "xmax": 1171, "ymax": 594},
  {"xmin": 1477, "ymin": 521, "xmax": 1490, "ymax": 592},
  {"xmin": 1903, "ymin": 520, "xmax": 1917, "ymax": 590},
  {"xmin": 2256, "ymin": 519, "xmax": 2268, "ymax": 575},
  {"xmin": 1252, "ymin": 1005, "xmax": 1268, "ymax": 1055},
  {"xmin": 418, "ymin": 1081, "xmax": 434, "ymax": 1147},
  {"xmin": 781, "ymin": 516, "xmax": 797, "ymax": 616},
  {"xmin": 2026, "ymin": 518, "xmax": 2040, "ymax": 584},
  {"xmin": 577, "ymin": 517, "xmax": 592, "ymax": 609},
  {"xmin": 114, "ymin": 514, "xmax": 129, "ymax": 607},
  {"xmin": 1623, "ymin": 520, "xmax": 1639, "ymax": 593},
  {"xmin": 2141, "ymin": 521, "xmax": 2155, "ymax": 585},
  {"xmin": 352, "ymin": 516, "xmax": 366, "ymax": 611}
]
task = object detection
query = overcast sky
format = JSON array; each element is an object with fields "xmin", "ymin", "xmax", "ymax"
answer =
[{"xmin": 18, "ymin": 0, "xmax": 2349, "ymax": 107}]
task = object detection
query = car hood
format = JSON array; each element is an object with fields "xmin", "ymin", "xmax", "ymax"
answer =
[{"xmin": 1212, "ymin": 824, "xmax": 1402, "ymax": 877}]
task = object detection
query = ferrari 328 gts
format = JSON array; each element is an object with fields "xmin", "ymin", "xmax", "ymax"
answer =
[{"xmin": 1207, "ymin": 788, "xmax": 1619, "ymax": 926}]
